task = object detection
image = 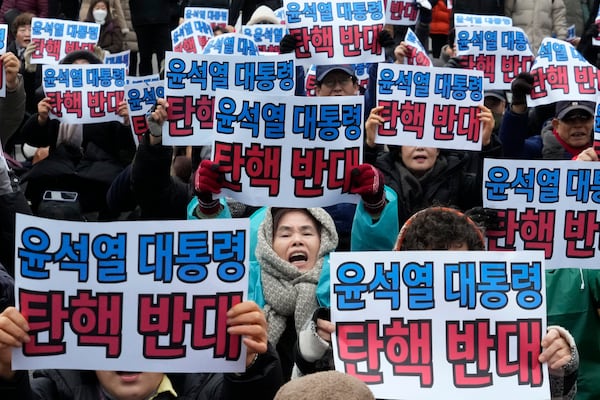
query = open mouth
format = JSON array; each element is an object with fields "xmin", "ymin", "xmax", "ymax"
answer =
[{"xmin": 289, "ymin": 252, "xmax": 308, "ymax": 263}]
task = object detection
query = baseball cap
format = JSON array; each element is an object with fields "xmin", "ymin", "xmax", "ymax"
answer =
[
  {"xmin": 555, "ymin": 101, "xmax": 595, "ymax": 120},
  {"xmin": 315, "ymin": 64, "xmax": 356, "ymax": 83},
  {"xmin": 484, "ymin": 90, "xmax": 507, "ymax": 102}
]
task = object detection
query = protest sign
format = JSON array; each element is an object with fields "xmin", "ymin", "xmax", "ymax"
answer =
[
  {"xmin": 202, "ymin": 32, "xmax": 260, "ymax": 55},
  {"xmin": 283, "ymin": 0, "xmax": 386, "ymax": 66},
  {"xmin": 30, "ymin": 18, "xmax": 100, "ymax": 64},
  {"xmin": 183, "ymin": 7, "xmax": 229, "ymax": 29},
  {"xmin": 172, "ymin": 19, "xmax": 214, "ymax": 53},
  {"xmin": 42, "ymin": 64, "xmax": 126, "ymax": 124},
  {"xmin": 125, "ymin": 74, "xmax": 163, "ymax": 143},
  {"xmin": 163, "ymin": 51, "xmax": 296, "ymax": 145},
  {"xmin": 384, "ymin": 0, "xmax": 419, "ymax": 26},
  {"xmin": 454, "ymin": 13, "xmax": 512, "ymax": 28},
  {"xmin": 211, "ymin": 89, "xmax": 364, "ymax": 207},
  {"xmin": 103, "ymin": 49, "xmax": 130, "ymax": 73},
  {"xmin": 527, "ymin": 37, "xmax": 600, "ymax": 107},
  {"xmin": 483, "ymin": 159, "xmax": 600, "ymax": 269},
  {"xmin": 455, "ymin": 25, "xmax": 534, "ymax": 90},
  {"xmin": 374, "ymin": 64, "xmax": 484, "ymax": 150},
  {"xmin": 13, "ymin": 214, "xmax": 250, "ymax": 373},
  {"xmin": 331, "ymin": 250, "xmax": 548, "ymax": 400},
  {"xmin": 0, "ymin": 24, "xmax": 7, "ymax": 98},
  {"xmin": 239, "ymin": 24, "xmax": 286, "ymax": 53},
  {"xmin": 402, "ymin": 27, "xmax": 432, "ymax": 66}
]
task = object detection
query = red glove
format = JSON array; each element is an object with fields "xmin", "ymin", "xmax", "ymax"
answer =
[
  {"xmin": 349, "ymin": 164, "xmax": 386, "ymax": 215},
  {"xmin": 194, "ymin": 159, "xmax": 223, "ymax": 215}
]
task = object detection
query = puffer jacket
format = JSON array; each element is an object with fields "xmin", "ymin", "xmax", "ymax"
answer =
[
  {"xmin": 505, "ymin": 0, "xmax": 569, "ymax": 54},
  {"xmin": 430, "ymin": 0, "xmax": 451, "ymax": 36}
]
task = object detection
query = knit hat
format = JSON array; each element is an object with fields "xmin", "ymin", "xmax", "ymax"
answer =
[
  {"xmin": 247, "ymin": 5, "xmax": 281, "ymax": 25},
  {"xmin": 274, "ymin": 371, "xmax": 375, "ymax": 400}
]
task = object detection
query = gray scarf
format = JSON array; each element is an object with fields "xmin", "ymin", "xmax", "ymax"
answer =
[{"xmin": 256, "ymin": 208, "xmax": 338, "ymax": 345}]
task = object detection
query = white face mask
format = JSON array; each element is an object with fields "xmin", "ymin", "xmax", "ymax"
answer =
[{"xmin": 93, "ymin": 9, "xmax": 107, "ymax": 24}]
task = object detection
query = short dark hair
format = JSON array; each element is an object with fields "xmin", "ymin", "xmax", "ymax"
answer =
[
  {"xmin": 395, "ymin": 207, "xmax": 485, "ymax": 251},
  {"xmin": 11, "ymin": 12, "xmax": 34, "ymax": 36}
]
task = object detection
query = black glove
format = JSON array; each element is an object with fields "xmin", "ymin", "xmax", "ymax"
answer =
[
  {"xmin": 279, "ymin": 34, "xmax": 298, "ymax": 54},
  {"xmin": 464, "ymin": 207, "xmax": 501, "ymax": 231},
  {"xmin": 510, "ymin": 72, "xmax": 534, "ymax": 106},
  {"xmin": 377, "ymin": 30, "xmax": 395, "ymax": 48}
]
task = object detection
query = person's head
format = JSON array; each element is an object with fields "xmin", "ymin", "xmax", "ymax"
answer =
[
  {"xmin": 87, "ymin": 0, "xmax": 112, "ymax": 25},
  {"xmin": 274, "ymin": 370, "xmax": 375, "ymax": 400},
  {"xmin": 394, "ymin": 207, "xmax": 486, "ymax": 251},
  {"xmin": 314, "ymin": 64, "xmax": 359, "ymax": 96},
  {"xmin": 60, "ymin": 50, "xmax": 103, "ymax": 65},
  {"xmin": 271, "ymin": 208, "xmax": 322, "ymax": 272},
  {"xmin": 246, "ymin": 5, "xmax": 281, "ymax": 25},
  {"xmin": 95, "ymin": 371, "xmax": 164, "ymax": 400},
  {"xmin": 552, "ymin": 100, "xmax": 594, "ymax": 149},
  {"xmin": 484, "ymin": 90, "xmax": 507, "ymax": 129},
  {"xmin": 12, "ymin": 12, "xmax": 33, "ymax": 49},
  {"xmin": 259, "ymin": 207, "xmax": 338, "ymax": 272},
  {"xmin": 399, "ymin": 146, "xmax": 440, "ymax": 177}
]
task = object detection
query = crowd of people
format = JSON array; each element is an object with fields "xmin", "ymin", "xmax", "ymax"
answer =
[{"xmin": 0, "ymin": 0, "xmax": 599, "ymax": 399}]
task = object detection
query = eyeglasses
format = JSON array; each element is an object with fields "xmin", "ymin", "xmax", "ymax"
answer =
[
  {"xmin": 320, "ymin": 75, "xmax": 354, "ymax": 88},
  {"xmin": 560, "ymin": 112, "xmax": 593, "ymax": 124}
]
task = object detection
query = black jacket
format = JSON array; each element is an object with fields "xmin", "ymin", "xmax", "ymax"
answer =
[
  {"xmin": 365, "ymin": 141, "xmax": 502, "ymax": 228},
  {"xmin": 0, "ymin": 343, "xmax": 283, "ymax": 399}
]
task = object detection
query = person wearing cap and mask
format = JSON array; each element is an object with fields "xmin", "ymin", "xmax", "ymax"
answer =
[{"xmin": 499, "ymin": 72, "xmax": 595, "ymax": 159}]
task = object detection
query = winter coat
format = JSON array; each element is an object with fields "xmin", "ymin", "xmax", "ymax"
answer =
[
  {"xmin": 0, "ymin": 185, "xmax": 32, "ymax": 276},
  {"xmin": 120, "ymin": 0, "xmax": 138, "ymax": 52},
  {"xmin": 498, "ymin": 109, "xmax": 592, "ymax": 159},
  {"xmin": 0, "ymin": 344, "xmax": 283, "ymax": 399},
  {"xmin": 364, "ymin": 142, "xmax": 502, "ymax": 232},
  {"xmin": 20, "ymin": 116, "xmax": 135, "ymax": 212},
  {"xmin": 505, "ymin": 0, "xmax": 569, "ymax": 54},
  {"xmin": 0, "ymin": 73, "xmax": 25, "ymax": 146},
  {"xmin": 562, "ymin": 0, "xmax": 594, "ymax": 36},
  {"xmin": 430, "ymin": 0, "xmax": 451, "ymax": 36},
  {"xmin": 0, "ymin": 264, "xmax": 14, "ymax": 312},
  {"xmin": 128, "ymin": 0, "xmax": 177, "ymax": 26},
  {"xmin": 0, "ymin": 0, "xmax": 48, "ymax": 24},
  {"xmin": 546, "ymin": 269, "xmax": 600, "ymax": 400}
]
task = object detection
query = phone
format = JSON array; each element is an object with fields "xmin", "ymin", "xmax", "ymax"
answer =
[{"xmin": 42, "ymin": 190, "xmax": 79, "ymax": 202}]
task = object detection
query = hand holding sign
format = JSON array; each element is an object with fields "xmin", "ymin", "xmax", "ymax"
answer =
[
  {"xmin": 1, "ymin": 52, "xmax": 20, "ymax": 91},
  {"xmin": 0, "ymin": 307, "xmax": 30, "ymax": 380}
]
